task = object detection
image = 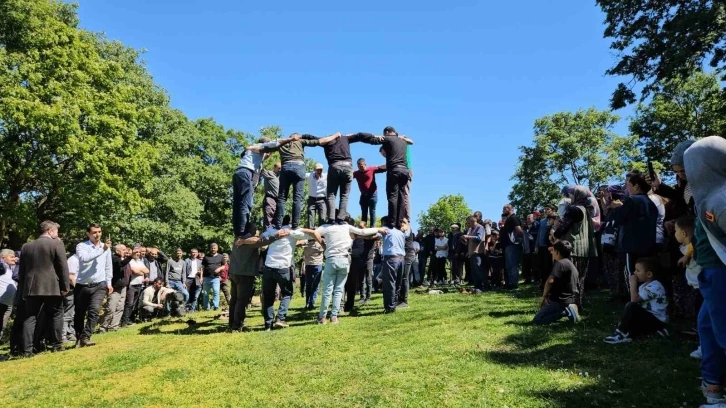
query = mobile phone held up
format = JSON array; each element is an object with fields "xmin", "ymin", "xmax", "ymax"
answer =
[{"xmin": 647, "ymin": 160, "xmax": 655, "ymax": 181}]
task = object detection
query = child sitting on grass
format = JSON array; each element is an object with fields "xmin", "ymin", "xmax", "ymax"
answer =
[
  {"xmin": 604, "ymin": 257, "xmax": 669, "ymax": 344},
  {"xmin": 533, "ymin": 240, "xmax": 580, "ymax": 325}
]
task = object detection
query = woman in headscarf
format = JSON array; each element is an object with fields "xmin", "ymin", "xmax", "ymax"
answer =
[
  {"xmin": 557, "ymin": 186, "xmax": 575, "ymax": 219},
  {"xmin": 551, "ymin": 185, "xmax": 599, "ymax": 310}
]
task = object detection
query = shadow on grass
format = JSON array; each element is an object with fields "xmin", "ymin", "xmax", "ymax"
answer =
[{"xmin": 138, "ymin": 319, "xmax": 224, "ymax": 336}]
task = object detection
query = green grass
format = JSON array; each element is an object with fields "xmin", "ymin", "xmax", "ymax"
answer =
[{"xmin": 0, "ymin": 286, "xmax": 702, "ymax": 407}]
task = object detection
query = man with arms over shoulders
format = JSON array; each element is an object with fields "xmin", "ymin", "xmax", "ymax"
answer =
[
  {"xmin": 18, "ymin": 220, "xmax": 69, "ymax": 357},
  {"xmin": 353, "ymin": 158, "xmax": 386, "ymax": 228}
]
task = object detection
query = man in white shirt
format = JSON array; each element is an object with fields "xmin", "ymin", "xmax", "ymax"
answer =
[
  {"xmin": 63, "ymin": 254, "xmax": 79, "ymax": 342},
  {"xmin": 74, "ymin": 224, "xmax": 112, "ymax": 347},
  {"xmin": 184, "ymin": 248, "xmax": 202, "ymax": 312},
  {"xmin": 261, "ymin": 225, "xmax": 316, "ymax": 330},
  {"xmin": 306, "ymin": 163, "xmax": 327, "ymax": 228},
  {"xmin": 433, "ymin": 229, "xmax": 449, "ymax": 284},
  {"xmin": 313, "ymin": 220, "xmax": 381, "ymax": 324},
  {"xmin": 121, "ymin": 247, "xmax": 149, "ymax": 327},
  {"xmin": 140, "ymin": 278, "xmax": 174, "ymax": 321}
]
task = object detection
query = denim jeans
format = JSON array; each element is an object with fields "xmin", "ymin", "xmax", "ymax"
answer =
[
  {"xmin": 382, "ymin": 256, "xmax": 404, "ymax": 312},
  {"xmin": 262, "ymin": 267, "xmax": 293, "ymax": 326},
  {"xmin": 533, "ymin": 301, "xmax": 567, "ymax": 325},
  {"xmin": 360, "ymin": 193, "xmax": 378, "ymax": 227},
  {"xmin": 326, "ymin": 164, "xmax": 353, "ymax": 222},
  {"xmin": 232, "ymin": 167, "xmax": 254, "ymax": 236},
  {"xmin": 504, "ymin": 244, "xmax": 523, "ymax": 288},
  {"xmin": 319, "ymin": 257, "xmax": 350, "ymax": 319},
  {"xmin": 697, "ymin": 265, "xmax": 726, "ymax": 386},
  {"xmin": 168, "ymin": 280, "xmax": 189, "ymax": 303},
  {"xmin": 305, "ymin": 264, "xmax": 323, "ymax": 308},
  {"xmin": 275, "ymin": 162, "xmax": 306, "ymax": 229},
  {"xmin": 201, "ymin": 277, "xmax": 220, "ymax": 310}
]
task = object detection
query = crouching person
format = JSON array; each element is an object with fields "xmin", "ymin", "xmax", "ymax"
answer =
[
  {"xmin": 533, "ymin": 240, "xmax": 580, "ymax": 325},
  {"xmin": 140, "ymin": 278, "xmax": 174, "ymax": 321}
]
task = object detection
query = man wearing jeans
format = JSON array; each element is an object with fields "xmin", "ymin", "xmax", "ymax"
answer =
[
  {"xmin": 165, "ymin": 248, "xmax": 188, "ymax": 303},
  {"xmin": 273, "ymin": 133, "xmax": 340, "ymax": 230},
  {"xmin": 378, "ymin": 216, "xmax": 410, "ymax": 313},
  {"xmin": 500, "ymin": 204, "xmax": 524, "ymax": 289},
  {"xmin": 234, "ymin": 136, "xmax": 296, "ymax": 244},
  {"xmin": 306, "ymin": 164, "xmax": 328, "ymax": 228},
  {"xmin": 184, "ymin": 249, "xmax": 202, "ymax": 311},
  {"xmin": 201, "ymin": 243, "xmax": 224, "ymax": 311},
  {"xmin": 314, "ymin": 220, "xmax": 380, "ymax": 324},
  {"xmin": 260, "ymin": 225, "xmax": 316, "ymax": 330},
  {"xmin": 353, "ymin": 158, "xmax": 386, "ymax": 228},
  {"xmin": 74, "ymin": 223, "xmax": 113, "ymax": 348}
]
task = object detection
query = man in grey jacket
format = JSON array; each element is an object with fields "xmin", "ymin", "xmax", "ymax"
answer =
[{"xmin": 165, "ymin": 248, "xmax": 188, "ymax": 303}]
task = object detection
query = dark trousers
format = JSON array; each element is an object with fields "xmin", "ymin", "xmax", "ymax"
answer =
[
  {"xmin": 489, "ymin": 256, "xmax": 503, "ymax": 287},
  {"xmin": 263, "ymin": 195, "xmax": 277, "ymax": 228},
  {"xmin": 23, "ymin": 296, "xmax": 63, "ymax": 355},
  {"xmin": 229, "ymin": 275, "xmax": 256, "ymax": 330},
  {"xmin": 537, "ymin": 247, "xmax": 553, "ymax": 287},
  {"xmin": 382, "ymin": 256, "xmax": 404, "ymax": 312},
  {"xmin": 522, "ymin": 253, "xmax": 533, "ymax": 283},
  {"xmin": 533, "ymin": 301, "xmax": 568, "ymax": 325},
  {"xmin": 326, "ymin": 164, "xmax": 353, "ymax": 222},
  {"xmin": 396, "ymin": 256, "xmax": 413, "ymax": 305},
  {"xmin": 122, "ymin": 284, "xmax": 143, "ymax": 325},
  {"xmin": 307, "ymin": 196, "xmax": 327, "ymax": 229},
  {"xmin": 345, "ymin": 257, "xmax": 365, "ymax": 311},
  {"xmin": 450, "ymin": 256, "xmax": 463, "ymax": 282},
  {"xmin": 10, "ymin": 297, "xmax": 26, "ymax": 355},
  {"xmin": 305, "ymin": 265, "xmax": 323, "ymax": 308},
  {"xmin": 471, "ymin": 254, "xmax": 489, "ymax": 290},
  {"xmin": 360, "ymin": 193, "xmax": 378, "ymax": 227},
  {"xmin": 261, "ymin": 267, "xmax": 293, "ymax": 326},
  {"xmin": 571, "ymin": 256, "xmax": 589, "ymax": 308},
  {"xmin": 618, "ymin": 302, "xmax": 666, "ymax": 336},
  {"xmin": 432, "ymin": 257, "xmax": 447, "ymax": 282},
  {"xmin": 417, "ymin": 253, "xmax": 428, "ymax": 284},
  {"xmin": 186, "ymin": 277, "xmax": 202, "ymax": 310},
  {"xmin": 464, "ymin": 255, "xmax": 472, "ymax": 283},
  {"xmin": 232, "ymin": 167, "xmax": 254, "ymax": 236},
  {"xmin": 274, "ymin": 162, "xmax": 306, "ymax": 229},
  {"xmin": 0, "ymin": 303, "xmax": 10, "ymax": 340},
  {"xmin": 74, "ymin": 283, "xmax": 107, "ymax": 341},
  {"xmin": 362, "ymin": 258, "xmax": 374, "ymax": 299},
  {"xmin": 385, "ymin": 168, "xmax": 411, "ymax": 228}
]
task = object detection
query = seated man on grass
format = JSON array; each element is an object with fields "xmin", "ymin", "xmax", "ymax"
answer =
[
  {"xmin": 533, "ymin": 240, "xmax": 580, "ymax": 325},
  {"xmin": 140, "ymin": 278, "xmax": 175, "ymax": 321}
]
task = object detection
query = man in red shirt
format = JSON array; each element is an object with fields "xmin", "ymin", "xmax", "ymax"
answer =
[{"xmin": 353, "ymin": 158, "xmax": 385, "ymax": 228}]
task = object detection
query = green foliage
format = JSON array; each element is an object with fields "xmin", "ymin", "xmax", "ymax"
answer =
[
  {"xmin": 509, "ymin": 109, "xmax": 638, "ymax": 211},
  {"xmin": 417, "ymin": 194, "xmax": 471, "ymax": 230},
  {"xmin": 597, "ymin": 0, "xmax": 726, "ymax": 109},
  {"xmin": 629, "ymin": 72, "xmax": 726, "ymax": 168}
]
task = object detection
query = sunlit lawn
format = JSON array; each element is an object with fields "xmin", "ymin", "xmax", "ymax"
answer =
[{"xmin": 0, "ymin": 285, "xmax": 702, "ymax": 407}]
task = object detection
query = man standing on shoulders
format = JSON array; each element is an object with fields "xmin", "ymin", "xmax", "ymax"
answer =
[
  {"xmin": 74, "ymin": 224, "xmax": 112, "ymax": 347},
  {"xmin": 260, "ymin": 162, "xmax": 281, "ymax": 228},
  {"xmin": 99, "ymin": 244, "xmax": 129, "ymax": 333},
  {"xmin": 500, "ymin": 204, "xmax": 524, "ymax": 290},
  {"xmin": 185, "ymin": 248, "xmax": 202, "ymax": 312},
  {"xmin": 353, "ymin": 158, "xmax": 386, "ymax": 228},
  {"xmin": 165, "ymin": 248, "xmax": 188, "ymax": 303},
  {"xmin": 18, "ymin": 221, "xmax": 69, "ymax": 357},
  {"xmin": 307, "ymin": 163, "xmax": 328, "ymax": 228}
]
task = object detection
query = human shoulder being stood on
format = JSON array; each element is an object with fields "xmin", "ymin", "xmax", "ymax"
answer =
[
  {"xmin": 18, "ymin": 220, "xmax": 70, "ymax": 357},
  {"xmin": 353, "ymin": 158, "xmax": 386, "ymax": 228},
  {"xmin": 74, "ymin": 223, "xmax": 113, "ymax": 348},
  {"xmin": 272, "ymin": 132, "xmax": 341, "ymax": 230},
  {"xmin": 533, "ymin": 240, "xmax": 580, "ymax": 325},
  {"xmin": 313, "ymin": 218, "xmax": 380, "ymax": 324},
  {"xmin": 234, "ymin": 135, "xmax": 297, "ymax": 244}
]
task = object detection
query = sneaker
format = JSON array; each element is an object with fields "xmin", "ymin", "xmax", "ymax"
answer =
[
  {"xmin": 330, "ymin": 316, "xmax": 339, "ymax": 324},
  {"xmin": 567, "ymin": 304, "xmax": 580, "ymax": 323},
  {"xmin": 422, "ymin": 281, "xmax": 430, "ymax": 287},
  {"xmin": 397, "ymin": 302, "xmax": 409, "ymax": 309},
  {"xmin": 472, "ymin": 289, "xmax": 483, "ymax": 295},
  {"xmin": 656, "ymin": 328, "xmax": 670, "ymax": 338},
  {"xmin": 702, "ymin": 382, "xmax": 726, "ymax": 404},
  {"xmin": 691, "ymin": 346, "xmax": 703, "ymax": 359},
  {"xmin": 603, "ymin": 330, "xmax": 632, "ymax": 344},
  {"xmin": 273, "ymin": 320, "xmax": 289, "ymax": 329},
  {"xmin": 317, "ymin": 317, "xmax": 327, "ymax": 325}
]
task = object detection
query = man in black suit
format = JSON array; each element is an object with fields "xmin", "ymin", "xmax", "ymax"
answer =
[{"xmin": 18, "ymin": 220, "xmax": 70, "ymax": 357}]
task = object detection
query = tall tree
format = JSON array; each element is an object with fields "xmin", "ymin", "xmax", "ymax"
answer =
[
  {"xmin": 598, "ymin": 0, "xmax": 726, "ymax": 109},
  {"xmin": 417, "ymin": 195, "xmax": 471, "ymax": 231},
  {"xmin": 530, "ymin": 108, "xmax": 639, "ymax": 192},
  {"xmin": 629, "ymin": 72, "xmax": 726, "ymax": 166},
  {"xmin": 508, "ymin": 145, "xmax": 560, "ymax": 216}
]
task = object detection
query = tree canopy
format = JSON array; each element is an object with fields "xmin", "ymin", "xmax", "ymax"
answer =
[{"xmin": 417, "ymin": 195, "xmax": 471, "ymax": 232}]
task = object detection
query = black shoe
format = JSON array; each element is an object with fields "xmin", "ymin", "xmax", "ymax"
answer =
[
  {"xmin": 80, "ymin": 340, "xmax": 96, "ymax": 348},
  {"xmin": 0, "ymin": 354, "xmax": 10, "ymax": 362}
]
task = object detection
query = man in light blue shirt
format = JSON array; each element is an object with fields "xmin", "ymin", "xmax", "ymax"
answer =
[
  {"xmin": 233, "ymin": 135, "xmax": 298, "ymax": 244},
  {"xmin": 74, "ymin": 223, "xmax": 112, "ymax": 347},
  {"xmin": 378, "ymin": 216, "xmax": 410, "ymax": 313}
]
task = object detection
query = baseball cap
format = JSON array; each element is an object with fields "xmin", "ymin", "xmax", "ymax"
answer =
[{"xmin": 314, "ymin": 163, "xmax": 323, "ymax": 170}]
